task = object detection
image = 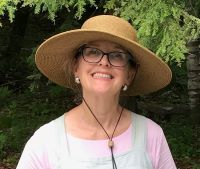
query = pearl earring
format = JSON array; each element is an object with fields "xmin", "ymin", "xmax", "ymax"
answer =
[
  {"xmin": 122, "ymin": 84, "xmax": 128, "ymax": 91},
  {"xmin": 75, "ymin": 77, "xmax": 80, "ymax": 84}
]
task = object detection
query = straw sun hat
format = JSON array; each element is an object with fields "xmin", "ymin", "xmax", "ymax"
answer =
[{"xmin": 35, "ymin": 15, "xmax": 172, "ymax": 96}]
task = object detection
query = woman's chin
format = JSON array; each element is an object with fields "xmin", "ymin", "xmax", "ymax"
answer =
[{"xmin": 86, "ymin": 87, "xmax": 120, "ymax": 96}]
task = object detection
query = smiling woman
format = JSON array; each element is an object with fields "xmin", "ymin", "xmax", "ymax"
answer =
[
  {"xmin": 17, "ymin": 15, "xmax": 176, "ymax": 169},
  {"xmin": 74, "ymin": 40, "xmax": 135, "ymax": 97}
]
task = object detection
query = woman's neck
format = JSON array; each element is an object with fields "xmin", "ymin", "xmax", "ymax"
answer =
[
  {"xmin": 80, "ymin": 93, "xmax": 121, "ymax": 129},
  {"xmin": 65, "ymin": 93, "xmax": 131, "ymax": 140}
]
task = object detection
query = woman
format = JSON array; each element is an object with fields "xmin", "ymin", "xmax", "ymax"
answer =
[{"xmin": 17, "ymin": 15, "xmax": 177, "ymax": 169}]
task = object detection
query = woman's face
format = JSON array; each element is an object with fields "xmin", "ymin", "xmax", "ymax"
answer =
[{"xmin": 74, "ymin": 40, "xmax": 135, "ymax": 96}]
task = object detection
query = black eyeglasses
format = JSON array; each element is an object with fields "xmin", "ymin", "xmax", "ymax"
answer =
[{"xmin": 77, "ymin": 45, "xmax": 135, "ymax": 67}]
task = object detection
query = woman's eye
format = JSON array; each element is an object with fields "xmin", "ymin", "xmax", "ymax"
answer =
[
  {"xmin": 116, "ymin": 53, "xmax": 123, "ymax": 58},
  {"xmin": 87, "ymin": 49, "xmax": 100, "ymax": 55},
  {"xmin": 112, "ymin": 53, "xmax": 124, "ymax": 59}
]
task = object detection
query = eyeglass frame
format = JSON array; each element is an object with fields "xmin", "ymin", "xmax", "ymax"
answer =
[{"xmin": 75, "ymin": 45, "xmax": 138, "ymax": 68}]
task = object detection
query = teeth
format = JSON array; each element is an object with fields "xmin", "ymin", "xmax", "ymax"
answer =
[{"xmin": 93, "ymin": 73, "xmax": 112, "ymax": 79}]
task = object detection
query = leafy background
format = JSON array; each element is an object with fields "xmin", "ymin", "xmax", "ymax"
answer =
[{"xmin": 0, "ymin": 0, "xmax": 200, "ymax": 168}]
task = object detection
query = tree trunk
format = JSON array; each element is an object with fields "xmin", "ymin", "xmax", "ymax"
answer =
[{"xmin": 186, "ymin": 38, "xmax": 200, "ymax": 123}]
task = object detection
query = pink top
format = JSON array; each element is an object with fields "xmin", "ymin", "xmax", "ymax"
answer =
[{"xmin": 17, "ymin": 116, "xmax": 176, "ymax": 169}]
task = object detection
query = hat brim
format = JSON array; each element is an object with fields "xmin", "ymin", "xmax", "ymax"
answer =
[{"xmin": 35, "ymin": 29, "xmax": 172, "ymax": 96}]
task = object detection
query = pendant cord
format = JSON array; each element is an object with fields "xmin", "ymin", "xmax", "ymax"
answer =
[
  {"xmin": 82, "ymin": 97, "xmax": 124, "ymax": 169},
  {"xmin": 111, "ymin": 147, "xmax": 117, "ymax": 169}
]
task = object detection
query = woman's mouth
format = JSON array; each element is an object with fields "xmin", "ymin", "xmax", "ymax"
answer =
[{"xmin": 92, "ymin": 73, "xmax": 113, "ymax": 79}]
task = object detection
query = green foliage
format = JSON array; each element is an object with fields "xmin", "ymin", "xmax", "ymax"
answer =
[
  {"xmin": 21, "ymin": 0, "xmax": 97, "ymax": 21},
  {"xmin": 2, "ymin": 154, "xmax": 18, "ymax": 168},
  {"xmin": 160, "ymin": 115, "xmax": 200, "ymax": 168},
  {"xmin": 26, "ymin": 48, "xmax": 44, "ymax": 92},
  {"xmin": 49, "ymin": 85, "xmax": 66, "ymax": 97},
  {"xmin": 0, "ymin": 87, "xmax": 12, "ymax": 107},
  {"xmin": 0, "ymin": 0, "xmax": 19, "ymax": 26},
  {"xmin": 103, "ymin": 0, "xmax": 200, "ymax": 65},
  {"xmin": 0, "ymin": 86, "xmax": 73, "ymax": 159},
  {"xmin": 0, "ymin": 0, "xmax": 97, "ymax": 25},
  {"xmin": 1, "ymin": 0, "xmax": 200, "ymax": 64},
  {"xmin": 170, "ymin": 63, "xmax": 187, "ymax": 90},
  {"xmin": 26, "ymin": 74, "xmax": 42, "ymax": 92},
  {"xmin": 0, "ymin": 86, "xmax": 12, "ymax": 100},
  {"xmin": 0, "ymin": 133, "xmax": 6, "ymax": 153},
  {"xmin": 0, "ymin": 1, "xmax": 199, "ymax": 168}
]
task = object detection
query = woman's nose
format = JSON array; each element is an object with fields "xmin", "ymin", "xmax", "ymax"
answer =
[{"xmin": 98, "ymin": 54, "xmax": 111, "ymax": 67}]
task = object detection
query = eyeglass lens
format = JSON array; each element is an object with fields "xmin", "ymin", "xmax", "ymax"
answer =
[{"xmin": 82, "ymin": 47, "xmax": 131, "ymax": 67}]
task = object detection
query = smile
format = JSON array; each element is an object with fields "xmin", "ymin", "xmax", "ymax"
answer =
[{"xmin": 92, "ymin": 73, "xmax": 113, "ymax": 79}]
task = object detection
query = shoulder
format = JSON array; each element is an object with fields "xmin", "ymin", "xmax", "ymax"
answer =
[
  {"xmin": 25, "ymin": 115, "xmax": 64, "ymax": 151},
  {"xmin": 145, "ymin": 118, "xmax": 177, "ymax": 169},
  {"xmin": 143, "ymin": 116, "xmax": 165, "ymax": 151},
  {"xmin": 133, "ymin": 113, "xmax": 164, "ymax": 144},
  {"xmin": 146, "ymin": 117, "xmax": 164, "ymax": 141},
  {"xmin": 17, "ymin": 115, "xmax": 65, "ymax": 168},
  {"xmin": 143, "ymin": 116, "xmax": 173, "ymax": 168},
  {"xmin": 133, "ymin": 113, "xmax": 164, "ymax": 137},
  {"xmin": 31, "ymin": 118, "xmax": 57, "ymax": 140}
]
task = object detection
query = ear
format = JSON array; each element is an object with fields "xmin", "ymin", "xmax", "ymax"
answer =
[{"xmin": 73, "ymin": 59, "xmax": 79, "ymax": 77}]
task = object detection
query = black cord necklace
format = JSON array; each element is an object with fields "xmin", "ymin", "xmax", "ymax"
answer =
[{"xmin": 82, "ymin": 97, "xmax": 124, "ymax": 169}]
